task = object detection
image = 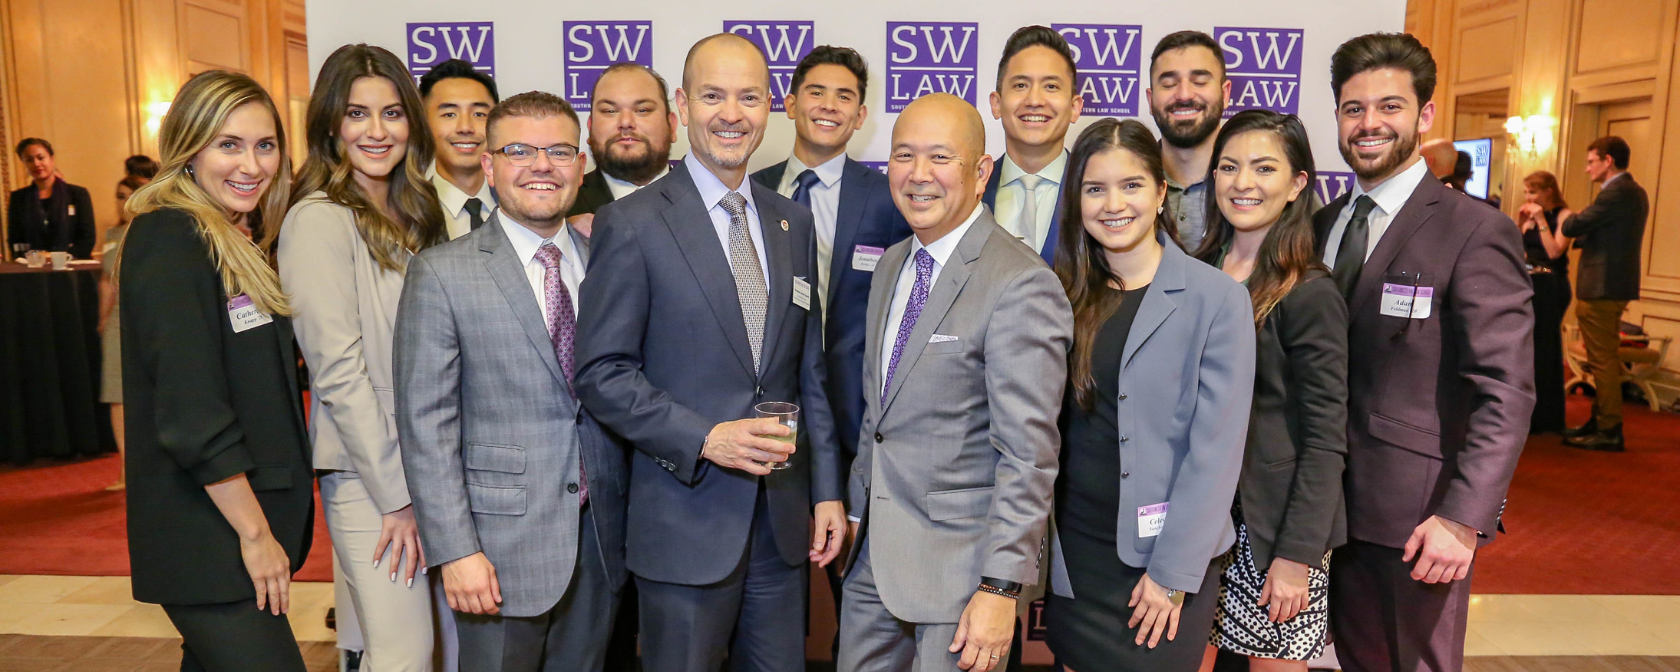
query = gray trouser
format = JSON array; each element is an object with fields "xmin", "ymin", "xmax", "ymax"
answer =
[{"xmin": 837, "ymin": 536, "xmax": 965, "ymax": 672}]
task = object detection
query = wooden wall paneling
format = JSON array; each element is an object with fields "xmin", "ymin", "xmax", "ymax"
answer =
[
  {"xmin": 181, "ymin": 0, "xmax": 247, "ymax": 74},
  {"xmin": 132, "ymin": 0, "xmax": 184, "ymax": 159},
  {"xmin": 1576, "ymin": 0, "xmax": 1666, "ymax": 74},
  {"xmin": 1455, "ymin": 17, "xmax": 1520, "ymax": 84},
  {"xmin": 1641, "ymin": 0, "xmax": 1680, "ymax": 298}
]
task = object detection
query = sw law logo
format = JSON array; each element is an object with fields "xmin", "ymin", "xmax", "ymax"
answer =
[
  {"xmin": 726, "ymin": 21, "xmax": 814, "ymax": 112},
  {"xmin": 1216, "ymin": 27, "xmax": 1304, "ymax": 116},
  {"xmin": 1052, "ymin": 24, "xmax": 1142, "ymax": 117},
  {"xmin": 407, "ymin": 22, "xmax": 494, "ymax": 81},
  {"xmin": 886, "ymin": 22, "xmax": 979, "ymax": 112},
  {"xmin": 563, "ymin": 21, "xmax": 654, "ymax": 112},
  {"xmin": 1316, "ymin": 171, "xmax": 1356, "ymax": 204}
]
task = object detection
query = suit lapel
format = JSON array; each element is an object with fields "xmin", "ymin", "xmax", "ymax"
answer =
[
  {"xmin": 1040, "ymin": 187, "xmax": 1062, "ymax": 264},
  {"xmin": 829, "ymin": 159, "xmax": 870, "ymax": 313},
  {"xmin": 865, "ymin": 240, "xmax": 908, "ymax": 421},
  {"xmin": 274, "ymin": 315, "xmax": 310, "ymax": 455},
  {"xmin": 881, "ymin": 214, "xmax": 987, "ymax": 414},
  {"xmin": 1348, "ymin": 179, "xmax": 1439, "ymax": 317},
  {"xmin": 480, "ymin": 215, "xmax": 568, "ymax": 390},
  {"xmin": 660, "ymin": 164, "xmax": 757, "ymax": 377},
  {"xmin": 982, "ymin": 166, "xmax": 1002, "ymax": 211},
  {"xmin": 1315, "ymin": 193, "xmax": 1350, "ymax": 253},
  {"xmin": 1122, "ymin": 232, "xmax": 1184, "ymax": 367},
  {"xmin": 755, "ymin": 188, "xmax": 794, "ymax": 377}
]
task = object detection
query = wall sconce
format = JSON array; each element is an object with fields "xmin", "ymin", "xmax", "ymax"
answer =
[
  {"xmin": 1505, "ymin": 114, "xmax": 1555, "ymax": 156},
  {"xmin": 145, "ymin": 101, "xmax": 172, "ymax": 136}
]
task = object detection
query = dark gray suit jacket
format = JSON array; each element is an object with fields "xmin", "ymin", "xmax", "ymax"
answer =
[
  {"xmin": 1564, "ymin": 173, "xmax": 1648, "ymax": 301},
  {"xmin": 575, "ymin": 160, "xmax": 842, "ymax": 586}
]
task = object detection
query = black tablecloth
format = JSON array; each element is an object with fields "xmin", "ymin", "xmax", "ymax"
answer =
[{"xmin": 0, "ymin": 262, "xmax": 115, "ymax": 464}]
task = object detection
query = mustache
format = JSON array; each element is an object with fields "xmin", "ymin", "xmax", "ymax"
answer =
[
  {"xmin": 1349, "ymin": 129, "xmax": 1398, "ymax": 142},
  {"xmin": 1166, "ymin": 100, "xmax": 1207, "ymax": 114}
]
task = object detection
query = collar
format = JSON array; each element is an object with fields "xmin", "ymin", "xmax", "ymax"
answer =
[
  {"xmin": 911, "ymin": 204, "xmax": 984, "ymax": 268},
  {"xmin": 497, "ymin": 211, "xmax": 579, "ymax": 269},
  {"xmin": 1603, "ymin": 171, "xmax": 1628, "ymax": 188},
  {"xmin": 1350, "ymin": 156, "xmax": 1430, "ymax": 216},
  {"xmin": 684, "ymin": 153, "xmax": 758, "ymax": 216},
  {"xmin": 428, "ymin": 161, "xmax": 495, "ymax": 215},
  {"xmin": 999, "ymin": 150, "xmax": 1069, "ymax": 187},
  {"xmin": 603, "ymin": 165, "xmax": 669, "ymax": 193},
  {"xmin": 785, "ymin": 151, "xmax": 847, "ymax": 189}
]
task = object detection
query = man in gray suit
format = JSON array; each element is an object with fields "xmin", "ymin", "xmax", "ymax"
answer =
[
  {"xmin": 838, "ymin": 93, "xmax": 1072, "ymax": 672},
  {"xmin": 395, "ymin": 91, "xmax": 626, "ymax": 671},
  {"xmin": 575, "ymin": 34, "xmax": 846, "ymax": 672}
]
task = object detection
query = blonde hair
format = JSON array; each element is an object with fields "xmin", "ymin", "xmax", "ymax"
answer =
[{"xmin": 121, "ymin": 70, "xmax": 293, "ymax": 315}]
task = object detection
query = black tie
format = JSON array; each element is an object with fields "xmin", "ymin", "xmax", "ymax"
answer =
[
  {"xmin": 1332, "ymin": 195, "xmax": 1378, "ymax": 298},
  {"xmin": 790, "ymin": 169, "xmax": 820, "ymax": 209},
  {"xmin": 465, "ymin": 198, "xmax": 486, "ymax": 231}
]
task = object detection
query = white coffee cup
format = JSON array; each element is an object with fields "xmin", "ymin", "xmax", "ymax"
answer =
[{"xmin": 50, "ymin": 251, "xmax": 70, "ymax": 270}]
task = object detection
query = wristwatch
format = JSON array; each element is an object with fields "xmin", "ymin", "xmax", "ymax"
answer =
[{"xmin": 1165, "ymin": 588, "xmax": 1185, "ymax": 606}]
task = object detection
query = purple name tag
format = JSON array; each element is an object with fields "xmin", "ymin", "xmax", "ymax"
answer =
[
  {"xmin": 1381, "ymin": 283, "xmax": 1433, "ymax": 299},
  {"xmin": 1380, "ymin": 283, "xmax": 1434, "ymax": 319}
]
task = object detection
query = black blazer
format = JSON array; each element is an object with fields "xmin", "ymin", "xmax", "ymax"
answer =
[
  {"xmin": 120, "ymin": 208, "xmax": 313, "ymax": 605},
  {"xmin": 566, "ymin": 168, "xmax": 618, "ymax": 218},
  {"xmin": 8, "ymin": 179, "xmax": 96, "ymax": 258},
  {"xmin": 1237, "ymin": 272, "xmax": 1349, "ymax": 569},
  {"xmin": 751, "ymin": 157, "xmax": 912, "ymax": 460},
  {"xmin": 1564, "ymin": 173, "xmax": 1648, "ymax": 301}
]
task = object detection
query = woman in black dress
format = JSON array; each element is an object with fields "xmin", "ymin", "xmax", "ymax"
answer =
[
  {"xmin": 1516, "ymin": 171, "xmax": 1574, "ymax": 433},
  {"xmin": 118, "ymin": 70, "xmax": 312, "ymax": 672},
  {"xmin": 1044, "ymin": 118, "xmax": 1256, "ymax": 672},
  {"xmin": 1191, "ymin": 111, "xmax": 1349, "ymax": 672}
]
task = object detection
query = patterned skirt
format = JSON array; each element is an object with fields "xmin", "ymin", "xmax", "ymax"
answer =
[{"xmin": 1209, "ymin": 502, "xmax": 1331, "ymax": 660}]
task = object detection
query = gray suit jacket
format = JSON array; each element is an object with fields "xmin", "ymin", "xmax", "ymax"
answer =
[
  {"xmin": 394, "ymin": 214, "xmax": 626, "ymax": 618},
  {"xmin": 1049, "ymin": 233, "xmax": 1257, "ymax": 596},
  {"xmin": 846, "ymin": 209, "xmax": 1072, "ymax": 624}
]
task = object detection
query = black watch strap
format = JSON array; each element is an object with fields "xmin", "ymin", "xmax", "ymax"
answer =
[{"xmin": 980, "ymin": 576, "xmax": 1023, "ymax": 594}]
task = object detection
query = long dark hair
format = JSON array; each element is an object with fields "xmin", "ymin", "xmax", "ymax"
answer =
[
  {"xmin": 1192, "ymin": 110, "xmax": 1324, "ymax": 328},
  {"xmin": 1053, "ymin": 118, "xmax": 1177, "ymax": 409},
  {"xmin": 277, "ymin": 44, "xmax": 446, "ymax": 272}
]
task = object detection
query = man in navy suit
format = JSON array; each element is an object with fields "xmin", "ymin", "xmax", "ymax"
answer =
[
  {"xmin": 982, "ymin": 26, "xmax": 1081, "ymax": 265},
  {"xmin": 575, "ymin": 33, "xmax": 847, "ymax": 672}
]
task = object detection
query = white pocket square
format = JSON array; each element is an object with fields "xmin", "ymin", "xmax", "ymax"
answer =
[{"xmin": 928, "ymin": 334, "xmax": 959, "ymax": 344}]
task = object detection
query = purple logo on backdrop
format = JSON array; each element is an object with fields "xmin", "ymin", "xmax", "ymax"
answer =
[
  {"xmin": 860, "ymin": 160, "xmax": 889, "ymax": 174},
  {"xmin": 407, "ymin": 22, "xmax": 495, "ymax": 81},
  {"xmin": 886, "ymin": 22, "xmax": 979, "ymax": 112},
  {"xmin": 1316, "ymin": 171, "xmax": 1356, "ymax": 204},
  {"xmin": 1216, "ymin": 27, "xmax": 1304, "ymax": 116},
  {"xmin": 726, "ymin": 21, "xmax": 815, "ymax": 112},
  {"xmin": 1052, "ymin": 24, "xmax": 1143, "ymax": 117},
  {"xmin": 564, "ymin": 22, "xmax": 654, "ymax": 112}
]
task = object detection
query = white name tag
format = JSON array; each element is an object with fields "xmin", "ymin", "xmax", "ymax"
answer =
[
  {"xmin": 67, "ymin": 205, "xmax": 76, "ymax": 217},
  {"xmin": 1380, "ymin": 283, "xmax": 1434, "ymax": 319},
  {"xmin": 792, "ymin": 276, "xmax": 812, "ymax": 310},
  {"xmin": 1138, "ymin": 502, "xmax": 1168, "ymax": 538},
  {"xmin": 228, "ymin": 294, "xmax": 274, "ymax": 333},
  {"xmin": 852, "ymin": 245, "xmax": 884, "ymax": 272}
]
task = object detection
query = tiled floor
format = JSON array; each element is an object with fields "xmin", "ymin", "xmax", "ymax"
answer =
[{"xmin": 1, "ymin": 575, "xmax": 1677, "ymax": 658}]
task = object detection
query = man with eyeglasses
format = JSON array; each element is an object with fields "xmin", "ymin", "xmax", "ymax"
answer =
[
  {"xmin": 575, "ymin": 33, "xmax": 845, "ymax": 672},
  {"xmin": 396, "ymin": 91, "xmax": 628, "ymax": 671}
]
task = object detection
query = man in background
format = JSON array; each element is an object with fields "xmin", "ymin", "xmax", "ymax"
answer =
[
  {"xmin": 983, "ymin": 26, "xmax": 1081, "ymax": 263},
  {"xmin": 1420, "ymin": 138, "xmax": 1458, "ymax": 185},
  {"xmin": 1147, "ymin": 31, "xmax": 1231, "ymax": 251},
  {"xmin": 421, "ymin": 59, "xmax": 500, "ymax": 239},
  {"xmin": 567, "ymin": 62, "xmax": 678, "ymax": 237}
]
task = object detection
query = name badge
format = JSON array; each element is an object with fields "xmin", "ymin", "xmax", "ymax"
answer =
[
  {"xmin": 67, "ymin": 205, "xmax": 76, "ymax": 217},
  {"xmin": 1380, "ymin": 283, "xmax": 1434, "ymax": 319},
  {"xmin": 1138, "ymin": 502, "xmax": 1168, "ymax": 538},
  {"xmin": 852, "ymin": 245, "xmax": 885, "ymax": 272},
  {"xmin": 792, "ymin": 276, "xmax": 812, "ymax": 310},
  {"xmin": 228, "ymin": 294, "xmax": 274, "ymax": 333}
]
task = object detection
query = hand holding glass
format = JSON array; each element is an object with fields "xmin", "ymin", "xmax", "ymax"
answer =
[{"xmin": 754, "ymin": 402, "xmax": 799, "ymax": 471}]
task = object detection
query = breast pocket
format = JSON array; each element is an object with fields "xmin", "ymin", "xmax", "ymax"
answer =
[{"xmin": 923, "ymin": 339, "xmax": 967, "ymax": 356}]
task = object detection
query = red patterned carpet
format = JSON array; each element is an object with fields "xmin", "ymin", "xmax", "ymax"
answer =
[{"xmin": 0, "ymin": 397, "xmax": 1675, "ymax": 594}]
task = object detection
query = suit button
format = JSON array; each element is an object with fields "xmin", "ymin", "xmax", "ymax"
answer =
[
  {"xmin": 567, "ymin": 483, "xmax": 579, "ymax": 494},
  {"xmin": 1120, "ymin": 436, "xmax": 1129, "ymax": 442},
  {"xmin": 874, "ymin": 432, "xmax": 884, "ymax": 443},
  {"xmin": 756, "ymin": 386, "xmax": 764, "ymax": 397},
  {"xmin": 1122, "ymin": 471, "xmax": 1130, "ymax": 478},
  {"xmin": 1118, "ymin": 393, "xmax": 1127, "ymax": 400}
]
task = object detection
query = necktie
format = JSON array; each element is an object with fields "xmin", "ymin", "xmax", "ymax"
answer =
[
  {"xmin": 465, "ymin": 198, "xmax": 486, "ymax": 231},
  {"xmin": 883, "ymin": 249, "xmax": 934, "ymax": 405},
  {"xmin": 534, "ymin": 242, "xmax": 586, "ymax": 503},
  {"xmin": 1015, "ymin": 174, "xmax": 1043, "ymax": 247},
  {"xmin": 720, "ymin": 192, "xmax": 768, "ymax": 371},
  {"xmin": 790, "ymin": 169, "xmax": 820, "ymax": 209},
  {"xmin": 1332, "ymin": 195, "xmax": 1378, "ymax": 299}
]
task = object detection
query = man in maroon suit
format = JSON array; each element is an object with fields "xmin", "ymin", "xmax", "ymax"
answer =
[{"xmin": 1315, "ymin": 33, "xmax": 1534, "ymax": 672}]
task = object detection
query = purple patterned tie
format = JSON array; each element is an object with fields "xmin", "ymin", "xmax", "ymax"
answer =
[
  {"xmin": 882, "ymin": 248, "xmax": 934, "ymax": 405},
  {"xmin": 534, "ymin": 242, "xmax": 585, "ymax": 503}
]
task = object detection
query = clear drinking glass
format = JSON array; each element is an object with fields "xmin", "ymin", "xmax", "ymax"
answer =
[{"xmin": 754, "ymin": 401, "xmax": 799, "ymax": 471}]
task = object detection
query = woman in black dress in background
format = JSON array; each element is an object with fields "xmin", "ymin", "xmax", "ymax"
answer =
[{"xmin": 1517, "ymin": 171, "xmax": 1573, "ymax": 433}]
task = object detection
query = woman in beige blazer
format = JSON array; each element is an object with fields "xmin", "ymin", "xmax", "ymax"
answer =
[{"xmin": 271, "ymin": 44, "xmax": 448, "ymax": 671}]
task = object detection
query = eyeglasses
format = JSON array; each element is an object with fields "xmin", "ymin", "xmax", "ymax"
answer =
[{"xmin": 493, "ymin": 143, "xmax": 580, "ymax": 167}]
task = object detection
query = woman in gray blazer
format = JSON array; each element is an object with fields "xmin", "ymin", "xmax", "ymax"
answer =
[
  {"xmin": 1043, "ymin": 118, "xmax": 1256, "ymax": 672},
  {"xmin": 271, "ymin": 44, "xmax": 448, "ymax": 671},
  {"xmin": 1191, "ymin": 111, "xmax": 1348, "ymax": 671}
]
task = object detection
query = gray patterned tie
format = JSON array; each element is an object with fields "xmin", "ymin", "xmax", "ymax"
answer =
[{"xmin": 720, "ymin": 192, "xmax": 767, "ymax": 371}]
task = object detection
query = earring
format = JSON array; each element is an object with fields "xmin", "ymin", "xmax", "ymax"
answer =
[
  {"xmin": 1157, "ymin": 205, "xmax": 1164, "ymax": 215},
  {"xmin": 184, "ymin": 164, "xmax": 196, "ymax": 178}
]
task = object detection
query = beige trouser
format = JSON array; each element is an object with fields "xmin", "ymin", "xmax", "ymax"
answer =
[{"xmin": 1575, "ymin": 299, "xmax": 1629, "ymax": 428}]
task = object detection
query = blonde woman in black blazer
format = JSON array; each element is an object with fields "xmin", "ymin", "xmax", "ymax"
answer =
[{"xmin": 120, "ymin": 71, "xmax": 310, "ymax": 672}]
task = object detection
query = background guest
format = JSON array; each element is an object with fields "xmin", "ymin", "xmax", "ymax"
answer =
[
  {"xmin": 1517, "ymin": 171, "xmax": 1573, "ymax": 434},
  {"xmin": 1148, "ymin": 31, "xmax": 1231, "ymax": 251},
  {"xmin": 420, "ymin": 58, "xmax": 499, "ymax": 240},
  {"xmin": 983, "ymin": 26, "xmax": 1081, "ymax": 263},
  {"xmin": 1191, "ymin": 110, "xmax": 1348, "ymax": 672},
  {"xmin": 566, "ymin": 61, "xmax": 678, "ymax": 235},
  {"xmin": 1044, "ymin": 118, "xmax": 1256, "ymax": 672},
  {"xmin": 9, "ymin": 137, "xmax": 96, "ymax": 259},
  {"xmin": 99, "ymin": 160, "xmax": 154, "ymax": 492},
  {"xmin": 118, "ymin": 69, "xmax": 311, "ymax": 672}
]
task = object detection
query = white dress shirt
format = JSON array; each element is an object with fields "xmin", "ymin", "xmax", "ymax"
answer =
[
  {"xmin": 497, "ymin": 212, "xmax": 584, "ymax": 330},
  {"xmin": 685, "ymin": 153, "xmax": 770, "ymax": 293},
  {"xmin": 1322, "ymin": 157, "xmax": 1431, "ymax": 266},
  {"xmin": 774, "ymin": 152, "xmax": 846, "ymax": 319},
  {"xmin": 878, "ymin": 204, "xmax": 984, "ymax": 395},
  {"xmin": 993, "ymin": 151, "xmax": 1067, "ymax": 253},
  {"xmin": 603, "ymin": 166, "xmax": 669, "ymax": 201},
  {"xmin": 428, "ymin": 162, "xmax": 497, "ymax": 240}
]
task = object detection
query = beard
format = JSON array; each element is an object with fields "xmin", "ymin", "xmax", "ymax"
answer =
[
  {"xmin": 1339, "ymin": 127, "xmax": 1420, "ymax": 182},
  {"xmin": 1152, "ymin": 98, "xmax": 1224, "ymax": 148},
  {"xmin": 593, "ymin": 134, "xmax": 673, "ymax": 185}
]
